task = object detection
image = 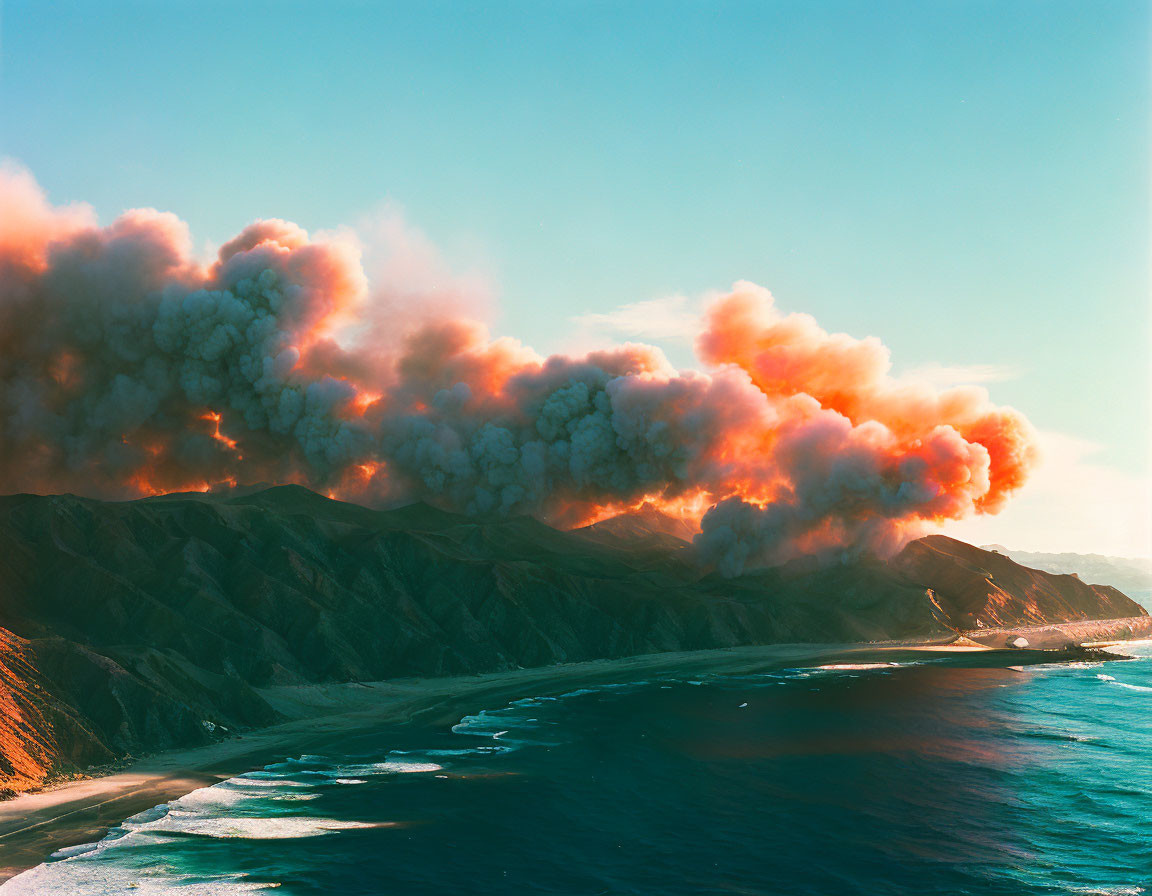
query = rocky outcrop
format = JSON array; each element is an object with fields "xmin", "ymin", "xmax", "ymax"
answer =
[{"xmin": 0, "ymin": 488, "xmax": 1144, "ymax": 793}]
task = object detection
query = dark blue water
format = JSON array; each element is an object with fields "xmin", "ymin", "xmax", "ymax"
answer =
[{"xmin": 6, "ymin": 646, "xmax": 1151, "ymax": 896}]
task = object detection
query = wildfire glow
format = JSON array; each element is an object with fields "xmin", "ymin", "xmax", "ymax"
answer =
[
  {"xmin": 202, "ymin": 412, "xmax": 240, "ymax": 454},
  {"xmin": 0, "ymin": 164, "xmax": 1038, "ymax": 573}
]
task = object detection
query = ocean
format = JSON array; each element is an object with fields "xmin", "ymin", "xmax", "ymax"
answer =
[{"xmin": 4, "ymin": 645, "xmax": 1150, "ymax": 896}]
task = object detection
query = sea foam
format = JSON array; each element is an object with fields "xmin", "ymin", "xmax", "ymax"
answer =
[{"xmin": 0, "ymin": 763, "xmax": 391, "ymax": 895}]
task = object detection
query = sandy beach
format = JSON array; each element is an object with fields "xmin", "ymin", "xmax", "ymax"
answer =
[{"xmin": 0, "ymin": 632, "xmax": 1137, "ymax": 883}]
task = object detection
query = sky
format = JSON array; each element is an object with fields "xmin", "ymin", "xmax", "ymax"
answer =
[{"xmin": 1, "ymin": 0, "xmax": 1149, "ymax": 556}]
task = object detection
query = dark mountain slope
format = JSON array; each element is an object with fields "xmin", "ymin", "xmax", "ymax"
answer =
[
  {"xmin": 0, "ymin": 489, "xmax": 1144, "ymax": 793},
  {"xmin": 576, "ymin": 503, "xmax": 698, "ymax": 552}
]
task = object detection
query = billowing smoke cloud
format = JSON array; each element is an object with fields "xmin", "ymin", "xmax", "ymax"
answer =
[
  {"xmin": 692, "ymin": 283, "xmax": 1036, "ymax": 573},
  {"xmin": 0, "ymin": 164, "xmax": 1037, "ymax": 573}
]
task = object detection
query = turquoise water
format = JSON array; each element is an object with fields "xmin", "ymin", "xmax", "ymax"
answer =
[{"xmin": 4, "ymin": 645, "xmax": 1150, "ymax": 895}]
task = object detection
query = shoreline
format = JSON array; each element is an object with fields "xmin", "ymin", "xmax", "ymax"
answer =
[{"xmin": 0, "ymin": 632, "xmax": 1140, "ymax": 882}]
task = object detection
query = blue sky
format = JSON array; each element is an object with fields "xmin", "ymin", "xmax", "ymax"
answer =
[{"xmin": 2, "ymin": 0, "xmax": 1148, "ymax": 553}]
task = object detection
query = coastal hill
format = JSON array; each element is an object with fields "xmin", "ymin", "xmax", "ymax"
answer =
[
  {"xmin": 0, "ymin": 486, "xmax": 1145, "ymax": 795},
  {"xmin": 892, "ymin": 535, "xmax": 1141, "ymax": 629},
  {"xmin": 981, "ymin": 545, "xmax": 1152, "ymax": 612}
]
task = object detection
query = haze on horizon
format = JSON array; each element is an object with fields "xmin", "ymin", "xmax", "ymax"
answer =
[{"xmin": 0, "ymin": 0, "xmax": 1148, "ymax": 558}]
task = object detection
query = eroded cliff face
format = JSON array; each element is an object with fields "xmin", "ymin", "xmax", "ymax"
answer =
[
  {"xmin": 0, "ymin": 488, "xmax": 1144, "ymax": 794},
  {"xmin": 0, "ymin": 629, "xmax": 78, "ymax": 795}
]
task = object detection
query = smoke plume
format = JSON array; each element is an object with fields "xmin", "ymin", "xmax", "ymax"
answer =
[{"xmin": 0, "ymin": 164, "xmax": 1037, "ymax": 573}]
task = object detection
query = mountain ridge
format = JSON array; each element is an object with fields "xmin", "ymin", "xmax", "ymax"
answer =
[
  {"xmin": 0, "ymin": 487, "xmax": 1144, "ymax": 795},
  {"xmin": 980, "ymin": 545, "xmax": 1152, "ymax": 611}
]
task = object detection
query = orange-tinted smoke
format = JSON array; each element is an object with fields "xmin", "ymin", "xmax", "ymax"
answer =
[
  {"xmin": 698, "ymin": 282, "xmax": 1035, "ymax": 508},
  {"xmin": 0, "ymin": 166, "xmax": 1037, "ymax": 572},
  {"xmin": 692, "ymin": 282, "xmax": 1037, "ymax": 571}
]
